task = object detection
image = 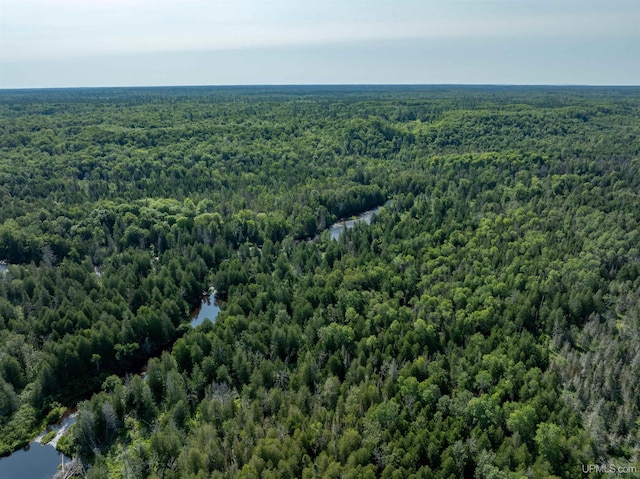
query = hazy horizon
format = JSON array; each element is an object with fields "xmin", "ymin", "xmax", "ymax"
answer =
[{"xmin": 3, "ymin": 83, "xmax": 640, "ymax": 92}]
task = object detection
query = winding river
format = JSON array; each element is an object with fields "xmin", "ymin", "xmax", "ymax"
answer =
[{"xmin": 0, "ymin": 203, "xmax": 387, "ymax": 477}]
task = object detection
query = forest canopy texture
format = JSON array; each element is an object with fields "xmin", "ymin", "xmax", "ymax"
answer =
[{"xmin": 0, "ymin": 86, "xmax": 639, "ymax": 478}]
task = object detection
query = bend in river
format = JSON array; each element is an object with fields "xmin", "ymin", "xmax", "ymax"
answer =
[{"xmin": 327, "ymin": 202, "xmax": 389, "ymax": 240}]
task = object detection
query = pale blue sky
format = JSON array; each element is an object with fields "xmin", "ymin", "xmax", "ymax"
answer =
[{"xmin": 1, "ymin": 0, "xmax": 638, "ymax": 88}]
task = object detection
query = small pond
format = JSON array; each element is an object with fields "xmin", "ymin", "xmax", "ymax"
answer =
[
  {"xmin": 0, "ymin": 411, "xmax": 75, "ymax": 479},
  {"xmin": 190, "ymin": 291, "xmax": 220, "ymax": 327},
  {"xmin": 0, "ymin": 443, "xmax": 70, "ymax": 479}
]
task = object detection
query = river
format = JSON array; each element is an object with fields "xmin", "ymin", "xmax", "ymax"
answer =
[{"xmin": 327, "ymin": 203, "xmax": 388, "ymax": 240}]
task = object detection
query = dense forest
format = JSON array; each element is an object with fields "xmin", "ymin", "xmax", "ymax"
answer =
[{"xmin": 0, "ymin": 86, "xmax": 639, "ymax": 478}]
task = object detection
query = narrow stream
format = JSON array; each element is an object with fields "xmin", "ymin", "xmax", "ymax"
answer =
[
  {"xmin": 327, "ymin": 203, "xmax": 388, "ymax": 240},
  {"xmin": 34, "ymin": 413, "xmax": 77, "ymax": 449}
]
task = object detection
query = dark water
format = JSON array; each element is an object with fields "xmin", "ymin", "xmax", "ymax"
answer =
[
  {"xmin": 0, "ymin": 263, "xmax": 7, "ymax": 273},
  {"xmin": 328, "ymin": 205, "xmax": 385, "ymax": 240},
  {"xmin": 190, "ymin": 292, "xmax": 220, "ymax": 327},
  {"xmin": 0, "ymin": 443, "xmax": 69, "ymax": 479}
]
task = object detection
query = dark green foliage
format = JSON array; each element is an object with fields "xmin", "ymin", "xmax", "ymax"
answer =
[{"xmin": 1, "ymin": 86, "xmax": 639, "ymax": 477}]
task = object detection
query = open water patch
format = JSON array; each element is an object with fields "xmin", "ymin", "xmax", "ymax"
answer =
[{"xmin": 190, "ymin": 289, "xmax": 220, "ymax": 327}]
